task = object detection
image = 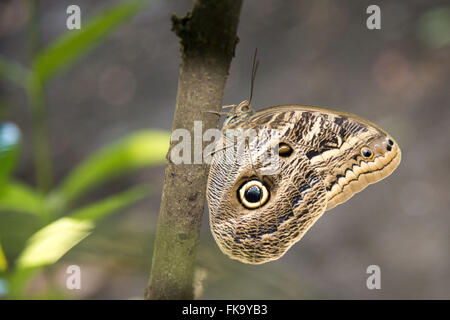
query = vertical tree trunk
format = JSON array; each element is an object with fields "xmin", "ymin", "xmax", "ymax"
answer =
[{"xmin": 145, "ymin": 0, "xmax": 243, "ymax": 299}]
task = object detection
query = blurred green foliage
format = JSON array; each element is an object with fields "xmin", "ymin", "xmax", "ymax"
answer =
[
  {"xmin": 0, "ymin": 0, "xmax": 169, "ymax": 299},
  {"xmin": 418, "ymin": 6, "xmax": 450, "ymax": 48},
  {"xmin": 33, "ymin": 0, "xmax": 145, "ymax": 84},
  {"xmin": 0, "ymin": 123, "xmax": 21, "ymax": 187}
]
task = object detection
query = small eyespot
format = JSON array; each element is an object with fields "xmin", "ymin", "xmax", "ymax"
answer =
[
  {"xmin": 239, "ymin": 180, "xmax": 269, "ymax": 209},
  {"xmin": 386, "ymin": 145, "xmax": 392, "ymax": 151},
  {"xmin": 387, "ymin": 139, "xmax": 394, "ymax": 146},
  {"xmin": 278, "ymin": 143, "xmax": 293, "ymax": 157},
  {"xmin": 360, "ymin": 147, "xmax": 373, "ymax": 159}
]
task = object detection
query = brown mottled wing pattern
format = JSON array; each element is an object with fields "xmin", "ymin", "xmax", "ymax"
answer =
[
  {"xmin": 208, "ymin": 110, "xmax": 328, "ymax": 264},
  {"xmin": 207, "ymin": 104, "xmax": 401, "ymax": 264}
]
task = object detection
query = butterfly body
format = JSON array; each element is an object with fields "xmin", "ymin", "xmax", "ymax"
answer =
[{"xmin": 207, "ymin": 101, "xmax": 401, "ymax": 264}]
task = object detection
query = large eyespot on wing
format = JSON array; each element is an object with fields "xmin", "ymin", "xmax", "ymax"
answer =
[
  {"xmin": 207, "ymin": 146, "xmax": 327, "ymax": 264},
  {"xmin": 238, "ymin": 180, "xmax": 270, "ymax": 209}
]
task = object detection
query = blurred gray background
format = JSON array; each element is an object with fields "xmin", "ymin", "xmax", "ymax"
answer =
[{"xmin": 1, "ymin": 0, "xmax": 449, "ymax": 299}]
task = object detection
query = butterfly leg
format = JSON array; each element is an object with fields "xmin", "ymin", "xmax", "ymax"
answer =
[
  {"xmin": 202, "ymin": 110, "xmax": 229, "ymax": 116},
  {"xmin": 222, "ymin": 104, "xmax": 236, "ymax": 110}
]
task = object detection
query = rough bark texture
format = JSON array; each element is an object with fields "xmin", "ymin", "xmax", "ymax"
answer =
[{"xmin": 145, "ymin": 0, "xmax": 243, "ymax": 300}]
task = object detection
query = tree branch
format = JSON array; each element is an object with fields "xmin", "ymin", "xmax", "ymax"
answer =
[{"xmin": 145, "ymin": 0, "xmax": 243, "ymax": 299}]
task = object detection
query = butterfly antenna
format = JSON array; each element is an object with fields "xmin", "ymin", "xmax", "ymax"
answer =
[{"xmin": 249, "ymin": 48, "xmax": 259, "ymax": 104}]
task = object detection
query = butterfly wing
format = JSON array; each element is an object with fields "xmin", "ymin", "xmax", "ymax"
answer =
[
  {"xmin": 248, "ymin": 105, "xmax": 401, "ymax": 210},
  {"xmin": 207, "ymin": 105, "xmax": 401, "ymax": 264},
  {"xmin": 207, "ymin": 118, "xmax": 327, "ymax": 264}
]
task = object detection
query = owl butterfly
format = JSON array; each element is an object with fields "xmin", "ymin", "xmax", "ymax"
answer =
[{"xmin": 206, "ymin": 99, "xmax": 401, "ymax": 264}]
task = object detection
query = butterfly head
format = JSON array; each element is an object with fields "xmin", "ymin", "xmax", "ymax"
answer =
[{"xmin": 223, "ymin": 100, "xmax": 254, "ymax": 128}]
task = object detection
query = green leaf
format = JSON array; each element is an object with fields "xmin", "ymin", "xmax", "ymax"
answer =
[
  {"xmin": 0, "ymin": 241, "xmax": 7, "ymax": 272},
  {"xmin": 0, "ymin": 182, "xmax": 45, "ymax": 216},
  {"xmin": 0, "ymin": 56, "xmax": 28, "ymax": 87},
  {"xmin": 70, "ymin": 184, "xmax": 148, "ymax": 221},
  {"xmin": 16, "ymin": 218, "xmax": 93, "ymax": 269},
  {"xmin": 0, "ymin": 123, "xmax": 21, "ymax": 186},
  {"xmin": 5, "ymin": 267, "xmax": 37, "ymax": 299},
  {"xmin": 57, "ymin": 130, "xmax": 169, "ymax": 204},
  {"xmin": 16, "ymin": 185, "xmax": 148, "ymax": 269},
  {"xmin": 418, "ymin": 7, "xmax": 450, "ymax": 49},
  {"xmin": 32, "ymin": 0, "xmax": 145, "ymax": 84}
]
